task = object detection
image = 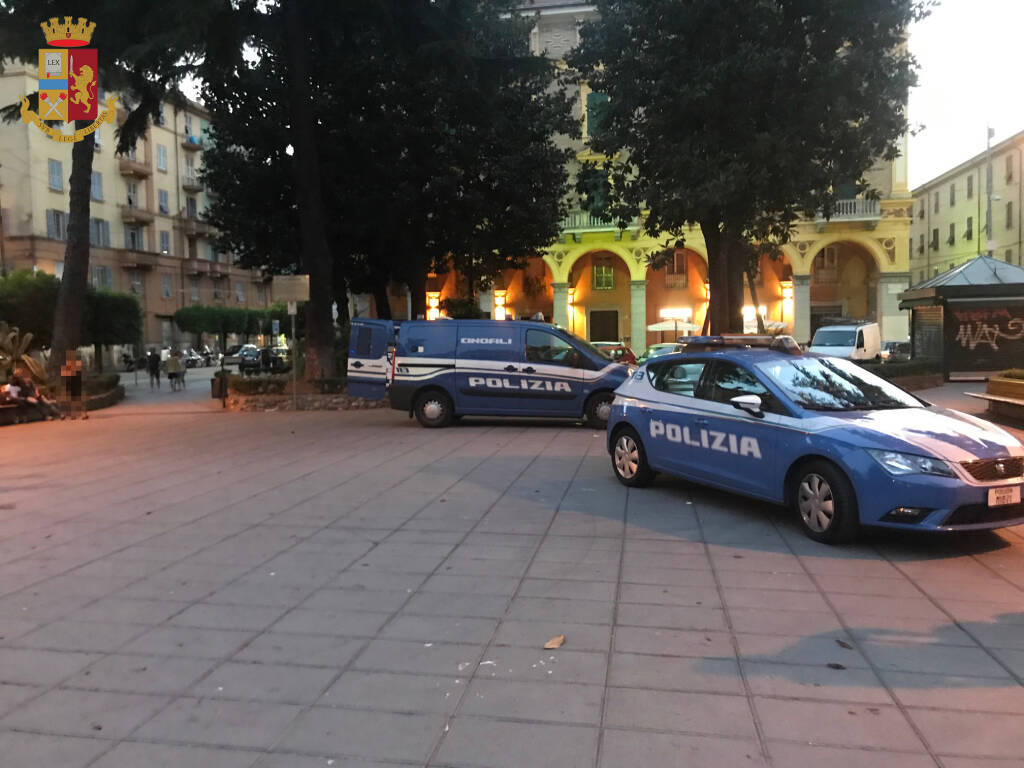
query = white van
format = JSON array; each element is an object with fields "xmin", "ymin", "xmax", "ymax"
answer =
[{"xmin": 808, "ymin": 322, "xmax": 881, "ymax": 361}]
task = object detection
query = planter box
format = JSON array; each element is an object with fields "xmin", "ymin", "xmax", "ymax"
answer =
[
  {"xmin": 211, "ymin": 377, "xmax": 227, "ymax": 399},
  {"xmin": 888, "ymin": 373, "xmax": 944, "ymax": 392},
  {"xmin": 987, "ymin": 376, "xmax": 1024, "ymax": 400}
]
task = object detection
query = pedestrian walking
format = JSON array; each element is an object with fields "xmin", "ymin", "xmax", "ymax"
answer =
[
  {"xmin": 147, "ymin": 349, "xmax": 161, "ymax": 389},
  {"xmin": 60, "ymin": 349, "xmax": 87, "ymax": 420},
  {"xmin": 166, "ymin": 350, "xmax": 182, "ymax": 392}
]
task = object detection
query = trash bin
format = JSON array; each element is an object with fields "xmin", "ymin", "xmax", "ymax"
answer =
[{"xmin": 211, "ymin": 376, "xmax": 226, "ymax": 399}]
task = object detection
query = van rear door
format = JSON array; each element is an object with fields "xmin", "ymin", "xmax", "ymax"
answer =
[{"xmin": 347, "ymin": 319, "xmax": 393, "ymax": 399}]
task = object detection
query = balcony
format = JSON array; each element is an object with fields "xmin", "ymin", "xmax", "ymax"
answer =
[
  {"xmin": 183, "ymin": 258, "xmax": 207, "ymax": 276},
  {"xmin": 208, "ymin": 261, "xmax": 228, "ymax": 279},
  {"xmin": 814, "ymin": 198, "xmax": 881, "ymax": 231},
  {"xmin": 559, "ymin": 209, "xmax": 641, "ymax": 243},
  {"xmin": 118, "ymin": 157, "xmax": 151, "ymax": 177},
  {"xmin": 181, "ymin": 171, "xmax": 203, "ymax": 192},
  {"xmin": 120, "ymin": 250, "xmax": 157, "ymax": 270},
  {"xmin": 181, "ymin": 134, "xmax": 203, "ymax": 151},
  {"xmin": 120, "ymin": 204, "xmax": 155, "ymax": 225},
  {"xmin": 180, "ymin": 216, "xmax": 215, "ymax": 237}
]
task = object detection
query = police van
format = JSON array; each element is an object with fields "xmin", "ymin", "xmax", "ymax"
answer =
[{"xmin": 347, "ymin": 319, "xmax": 631, "ymax": 428}]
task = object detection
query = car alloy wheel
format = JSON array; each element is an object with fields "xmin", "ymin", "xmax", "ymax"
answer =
[
  {"xmin": 614, "ymin": 434, "xmax": 640, "ymax": 479},
  {"xmin": 798, "ymin": 472, "xmax": 835, "ymax": 533},
  {"xmin": 422, "ymin": 398, "xmax": 444, "ymax": 422}
]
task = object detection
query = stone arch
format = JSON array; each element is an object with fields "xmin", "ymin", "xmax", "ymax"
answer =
[
  {"xmin": 542, "ymin": 242, "xmax": 651, "ymax": 283},
  {"xmin": 807, "ymin": 239, "xmax": 881, "ymax": 334}
]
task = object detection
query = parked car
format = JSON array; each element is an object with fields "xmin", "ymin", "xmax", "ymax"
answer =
[
  {"xmin": 881, "ymin": 340, "xmax": 911, "ymax": 363},
  {"xmin": 223, "ymin": 344, "xmax": 253, "ymax": 366},
  {"xmin": 808, "ymin": 322, "xmax": 881, "ymax": 361},
  {"xmin": 180, "ymin": 348, "xmax": 203, "ymax": 368},
  {"xmin": 237, "ymin": 345, "xmax": 262, "ymax": 375},
  {"xmin": 637, "ymin": 342, "xmax": 686, "ymax": 363},
  {"xmin": 594, "ymin": 344, "xmax": 637, "ymax": 365},
  {"xmin": 267, "ymin": 346, "xmax": 292, "ymax": 373}
]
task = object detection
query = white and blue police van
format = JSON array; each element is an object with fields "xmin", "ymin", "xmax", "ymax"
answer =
[{"xmin": 347, "ymin": 319, "xmax": 631, "ymax": 428}]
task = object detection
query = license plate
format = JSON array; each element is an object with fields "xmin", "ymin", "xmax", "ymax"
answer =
[{"xmin": 988, "ymin": 485, "xmax": 1022, "ymax": 507}]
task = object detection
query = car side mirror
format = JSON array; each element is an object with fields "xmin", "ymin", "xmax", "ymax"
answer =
[{"xmin": 730, "ymin": 394, "xmax": 763, "ymax": 417}]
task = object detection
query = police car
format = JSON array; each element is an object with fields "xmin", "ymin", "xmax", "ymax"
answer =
[
  {"xmin": 607, "ymin": 336, "xmax": 1024, "ymax": 543},
  {"xmin": 348, "ymin": 318, "xmax": 631, "ymax": 428}
]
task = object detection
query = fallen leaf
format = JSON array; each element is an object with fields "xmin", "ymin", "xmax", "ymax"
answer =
[
  {"xmin": 544, "ymin": 634, "xmax": 566, "ymax": 649},
  {"xmin": 827, "ymin": 662, "xmax": 846, "ymax": 670},
  {"xmin": 835, "ymin": 639, "xmax": 853, "ymax": 650}
]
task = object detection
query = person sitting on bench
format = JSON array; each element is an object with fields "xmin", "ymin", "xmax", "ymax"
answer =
[{"xmin": 8, "ymin": 368, "xmax": 64, "ymax": 420}]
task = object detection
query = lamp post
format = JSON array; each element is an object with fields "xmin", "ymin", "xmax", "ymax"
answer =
[
  {"xmin": 986, "ymin": 126, "xmax": 995, "ymax": 257},
  {"xmin": 567, "ymin": 287, "xmax": 575, "ymax": 333}
]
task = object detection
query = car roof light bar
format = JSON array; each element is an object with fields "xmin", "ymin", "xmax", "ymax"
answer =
[{"xmin": 676, "ymin": 335, "xmax": 803, "ymax": 355}]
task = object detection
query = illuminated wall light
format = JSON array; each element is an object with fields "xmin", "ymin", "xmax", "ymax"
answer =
[
  {"xmin": 659, "ymin": 307, "xmax": 693, "ymax": 321},
  {"xmin": 741, "ymin": 305, "xmax": 756, "ymax": 321},
  {"xmin": 780, "ymin": 280, "xmax": 794, "ymax": 300},
  {"xmin": 493, "ymin": 289, "xmax": 507, "ymax": 321},
  {"xmin": 782, "ymin": 298, "xmax": 794, "ymax": 314},
  {"xmin": 426, "ymin": 291, "xmax": 441, "ymax": 321}
]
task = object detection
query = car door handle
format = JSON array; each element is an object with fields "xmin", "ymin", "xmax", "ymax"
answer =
[
  {"xmin": 351, "ymin": 361, "xmax": 363, "ymax": 369},
  {"xmin": 504, "ymin": 365, "xmax": 518, "ymax": 372},
  {"xmin": 523, "ymin": 366, "xmax": 536, "ymax": 374}
]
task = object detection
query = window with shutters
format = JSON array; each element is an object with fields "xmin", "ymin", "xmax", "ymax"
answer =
[
  {"xmin": 48, "ymin": 159, "xmax": 62, "ymax": 191},
  {"xmin": 1007, "ymin": 249, "xmax": 1015, "ymax": 263},
  {"xmin": 162, "ymin": 274, "xmax": 172, "ymax": 299},
  {"xmin": 1007, "ymin": 201, "xmax": 1014, "ymax": 229},
  {"xmin": 585, "ymin": 91, "xmax": 610, "ymax": 140},
  {"xmin": 158, "ymin": 189, "xmax": 169, "ymax": 214},
  {"xmin": 184, "ymin": 113, "xmax": 193, "ymax": 136},
  {"xmin": 130, "ymin": 270, "xmax": 144, "ymax": 296},
  {"xmin": 933, "ymin": 191, "xmax": 939, "ymax": 213},
  {"xmin": 1007, "ymin": 154, "xmax": 1014, "ymax": 182},
  {"xmin": 235, "ymin": 282, "xmax": 244, "ymax": 303},
  {"xmin": 593, "ymin": 264, "xmax": 614, "ymax": 290},
  {"xmin": 186, "ymin": 196, "xmax": 198, "ymax": 219},
  {"xmin": 947, "ymin": 223, "xmax": 955, "ymax": 245},
  {"xmin": 965, "ymin": 216, "xmax": 973, "ymax": 240},
  {"xmin": 949, "ymin": 183, "xmax": 955, "ymax": 206},
  {"xmin": 126, "ymin": 180, "xmax": 139, "ymax": 207},
  {"xmin": 159, "ymin": 230, "xmax": 171, "ymax": 254},
  {"xmin": 257, "ymin": 286, "xmax": 266, "ymax": 305},
  {"xmin": 156, "ymin": 144, "xmax": 167, "ymax": 171},
  {"xmin": 967, "ymin": 174, "xmax": 974, "ymax": 199},
  {"xmin": 930, "ymin": 228, "xmax": 939, "ymax": 249},
  {"xmin": 90, "ymin": 265, "xmax": 113, "ymax": 290},
  {"xmin": 88, "ymin": 218, "xmax": 110, "ymax": 247},
  {"xmin": 124, "ymin": 225, "xmax": 143, "ymax": 251},
  {"xmin": 46, "ymin": 209, "xmax": 67, "ymax": 240},
  {"xmin": 90, "ymin": 171, "xmax": 102, "ymax": 201},
  {"xmin": 190, "ymin": 277, "xmax": 199, "ymax": 302}
]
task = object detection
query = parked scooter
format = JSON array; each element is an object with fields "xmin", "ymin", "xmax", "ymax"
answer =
[{"xmin": 121, "ymin": 352, "xmax": 136, "ymax": 372}]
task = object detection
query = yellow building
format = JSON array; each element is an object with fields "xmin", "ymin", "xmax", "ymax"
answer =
[
  {"xmin": 910, "ymin": 131, "xmax": 1024, "ymax": 285},
  {"xmin": 0, "ymin": 60, "xmax": 272, "ymax": 354},
  {"xmin": 392, "ymin": 1, "xmax": 913, "ymax": 348}
]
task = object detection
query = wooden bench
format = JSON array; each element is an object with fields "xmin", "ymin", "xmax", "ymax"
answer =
[{"xmin": 966, "ymin": 391, "xmax": 1024, "ymax": 422}]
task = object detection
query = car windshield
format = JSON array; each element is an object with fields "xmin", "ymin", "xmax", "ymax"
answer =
[
  {"xmin": 811, "ymin": 329, "xmax": 856, "ymax": 346},
  {"xmin": 757, "ymin": 357, "xmax": 922, "ymax": 411},
  {"xmin": 644, "ymin": 345, "xmax": 677, "ymax": 359},
  {"xmin": 566, "ymin": 331, "xmax": 612, "ymax": 360}
]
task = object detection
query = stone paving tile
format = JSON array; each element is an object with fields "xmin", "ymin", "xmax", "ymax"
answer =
[
  {"xmin": 2, "ymin": 688, "xmax": 170, "ymax": 739},
  {"xmin": 192, "ymin": 660, "xmax": 337, "ymax": 704},
  {"xmin": 135, "ymin": 697, "xmax": 305, "ymax": 749},
  {"xmin": 434, "ymin": 717, "xmax": 599, "ymax": 768},
  {"xmin": 766, "ymin": 742, "xmax": 935, "ymax": 768},
  {"xmin": 269, "ymin": 608, "xmax": 391, "ymax": 637},
  {"xmin": 403, "ymin": 592, "xmax": 510, "ymax": 619},
  {"xmin": 300, "ymin": 588, "xmax": 412, "ymax": 612},
  {"xmin": 473, "ymin": 646, "xmax": 609, "ymax": 685},
  {"xmin": 605, "ymin": 686, "xmax": 757, "ymax": 738},
  {"xmin": 233, "ymin": 632, "xmax": 365, "ymax": 668},
  {"xmin": 320, "ymin": 670, "xmax": 467, "ymax": 714},
  {"xmin": 12, "ymin": 619, "xmax": 148, "ymax": 653},
  {"xmin": 90, "ymin": 742, "xmax": 262, "ymax": 768},
  {"xmin": 352, "ymin": 639, "xmax": 483, "ymax": 676},
  {"xmin": 120, "ymin": 625, "xmax": 256, "ymax": 659},
  {"xmin": 492, "ymin": 619, "xmax": 611, "ymax": 652},
  {"xmin": 741, "ymin": 660, "xmax": 894, "ymax": 704},
  {"xmin": 734, "ymin": 632, "xmax": 872, "ymax": 668},
  {"xmin": 908, "ymin": 708, "xmax": 1024, "ymax": 759},
  {"xmin": 599, "ymin": 729, "xmax": 767, "ymax": 768},
  {"xmin": 170, "ymin": 603, "xmax": 287, "ymax": 632},
  {"xmin": 460, "ymin": 678, "xmax": 604, "ymax": 725},
  {"xmin": 609, "ymin": 652, "xmax": 744, "ymax": 695},
  {"xmin": 278, "ymin": 707, "xmax": 446, "ymax": 762},
  {"xmin": 860, "ymin": 640, "xmax": 1012, "ymax": 678},
  {"xmin": 504, "ymin": 596, "xmax": 614, "ymax": 624},
  {"xmin": 0, "ymin": 681, "xmax": 42, "ymax": 717},
  {"xmin": 881, "ymin": 670, "xmax": 1024, "ymax": 713},
  {"xmin": 613, "ymin": 625, "xmax": 734, "ymax": 658},
  {"xmin": 64, "ymin": 653, "xmax": 216, "ymax": 694},
  {"xmin": 754, "ymin": 698, "xmax": 926, "ymax": 751},
  {"xmin": 616, "ymin": 603, "xmax": 727, "ymax": 631},
  {"xmin": 0, "ymin": 647, "xmax": 99, "ymax": 685},
  {"xmin": 0, "ymin": 731, "xmax": 110, "ymax": 768},
  {"xmin": 380, "ymin": 615, "xmax": 499, "ymax": 645}
]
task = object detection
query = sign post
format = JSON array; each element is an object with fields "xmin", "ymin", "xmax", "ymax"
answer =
[{"xmin": 272, "ymin": 276, "xmax": 310, "ymax": 412}]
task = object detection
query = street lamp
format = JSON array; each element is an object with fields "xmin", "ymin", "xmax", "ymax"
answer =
[
  {"xmin": 493, "ymin": 289, "xmax": 507, "ymax": 321},
  {"xmin": 426, "ymin": 291, "xmax": 441, "ymax": 321}
]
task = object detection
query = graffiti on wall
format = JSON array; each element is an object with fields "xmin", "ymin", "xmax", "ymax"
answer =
[{"xmin": 952, "ymin": 308, "xmax": 1024, "ymax": 351}]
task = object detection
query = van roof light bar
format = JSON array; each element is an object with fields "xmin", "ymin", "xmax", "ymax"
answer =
[{"xmin": 676, "ymin": 335, "xmax": 803, "ymax": 355}]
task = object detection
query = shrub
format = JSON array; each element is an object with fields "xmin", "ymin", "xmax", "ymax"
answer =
[
  {"xmin": 84, "ymin": 373, "xmax": 120, "ymax": 395},
  {"xmin": 440, "ymin": 297, "xmax": 484, "ymax": 319},
  {"xmin": 999, "ymin": 369, "xmax": 1024, "ymax": 381},
  {"xmin": 860, "ymin": 359, "xmax": 942, "ymax": 381},
  {"xmin": 313, "ymin": 377, "xmax": 346, "ymax": 394},
  {"xmin": 226, "ymin": 374, "xmax": 290, "ymax": 395}
]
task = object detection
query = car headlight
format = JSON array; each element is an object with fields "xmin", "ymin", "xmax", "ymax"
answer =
[{"xmin": 867, "ymin": 449, "xmax": 956, "ymax": 478}]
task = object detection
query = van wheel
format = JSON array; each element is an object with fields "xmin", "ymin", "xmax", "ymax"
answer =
[
  {"xmin": 414, "ymin": 390, "xmax": 454, "ymax": 428},
  {"xmin": 584, "ymin": 392, "xmax": 614, "ymax": 429},
  {"xmin": 791, "ymin": 460, "xmax": 859, "ymax": 544},
  {"xmin": 611, "ymin": 427, "xmax": 655, "ymax": 487}
]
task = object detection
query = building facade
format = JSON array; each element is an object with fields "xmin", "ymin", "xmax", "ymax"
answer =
[
  {"xmin": 362, "ymin": 1, "xmax": 913, "ymax": 348},
  {"xmin": 910, "ymin": 131, "xmax": 1024, "ymax": 286},
  {"xmin": 0, "ymin": 61, "xmax": 272, "ymax": 353}
]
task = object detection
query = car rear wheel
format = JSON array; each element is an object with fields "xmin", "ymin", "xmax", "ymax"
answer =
[
  {"xmin": 611, "ymin": 427, "xmax": 655, "ymax": 487},
  {"xmin": 792, "ymin": 460, "xmax": 859, "ymax": 544},
  {"xmin": 414, "ymin": 390, "xmax": 454, "ymax": 429},
  {"xmin": 585, "ymin": 392, "xmax": 614, "ymax": 429}
]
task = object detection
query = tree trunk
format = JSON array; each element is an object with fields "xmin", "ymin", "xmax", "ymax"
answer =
[
  {"xmin": 371, "ymin": 278, "xmax": 392, "ymax": 320},
  {"xmin": 746, "ymin": 269, "xmax": 765, "ymax": 333},
  {"xmin": 48, "ymin": 126, "xmax": 95, "ymax": 381},
  {"xmin": 284, "ymin": 0, "xmax": 335, "ymax": 381},
  {"xmin": 725, "ymin": 243, "xmax": 745, "ymax": 334},
  {"xmin": 334, "ymin": 271, "xmax": 350, "ymax": 326},
  {"xmin": 94, "ymin": 343, "xmax": 103, "ymax": 373},
  {"xmin": 408, "ymin": 268, "xmax": 427, "ymax": 320},
  {"xmin": 700, "ymin": 220, "xmax": 730, "ymax": 334}
]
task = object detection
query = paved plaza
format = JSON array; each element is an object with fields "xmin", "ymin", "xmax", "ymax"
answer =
[{"xmin": 0, "ymin": 377, "xmax": 1023, "ymax": 767}]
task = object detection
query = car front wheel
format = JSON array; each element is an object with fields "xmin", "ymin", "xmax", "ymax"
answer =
[
  {"xmin": 585, "ymin": 392, "xmax": 614, "ymax": 429},
  {"xmin": 414, "ymin": 390, "xmax": 454, "ymax": 428},
  {"xmin": 611, "ymin": 427, "xmax": 655, "ymax": 487},
  {"xmin": 792, "ymin": 460, "xmax": 859, "ymax": 544}
]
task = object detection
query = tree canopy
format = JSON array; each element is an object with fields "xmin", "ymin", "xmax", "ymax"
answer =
[{"xmin": 571, "ymin": 0, "xmax": 926, "ymax": 332}]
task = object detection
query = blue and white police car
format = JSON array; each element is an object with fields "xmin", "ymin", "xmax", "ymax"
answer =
[
  {"xmin": 348, "ymin": 318, "xmax": 631, "ymax": 428},
  {"xmin": 607, "ymin": 336, "xmax": 1024, "ymax": 543}
]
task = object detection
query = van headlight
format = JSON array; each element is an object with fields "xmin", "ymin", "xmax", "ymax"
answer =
[{"xmin": 867, "ymin": 449, "xmax": 956, "ymax": 478}]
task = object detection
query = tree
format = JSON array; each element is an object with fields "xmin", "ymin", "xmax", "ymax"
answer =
[
  {"xmin": 571, "ymin": 0, "xmax": 925, "ymax": 333},
  {"xmin": 85, "ymin": 292, "xmax": 142, "ymax": 372},
  {"xmin": 0, "ymin": 1, "xmax": 224, "ymax": 378}
]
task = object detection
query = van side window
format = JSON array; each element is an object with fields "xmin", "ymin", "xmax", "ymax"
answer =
[
  {"xmin": 856, "ymin": 330, "xmax": 865, "ymax": 349},
  {"xmin": 647, "ymin": 360, "xmax": 706, "ymax": 397},
  {"xmin": 355, "ymin": 327, "xmax": 372, "ymax": 356},
  {"xmin": 525, "ymin": 330, "xmax": 576, "ymax": 367}
]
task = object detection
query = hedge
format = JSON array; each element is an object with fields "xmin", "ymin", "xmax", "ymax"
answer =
[
  {"xmin": 859, "ymin": 359, "xmax": 943, "ymax": 381},
  {"xmin": 225, "ymin": 374, "xmax": 290, "ymax": 395},
  {"xmin": 84, "ymin": 373, "xmax": 121, "ymax": 395},
  {"xmin": 999, "ymin": 369, "xmax": 1024, "ymax": 381}
]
